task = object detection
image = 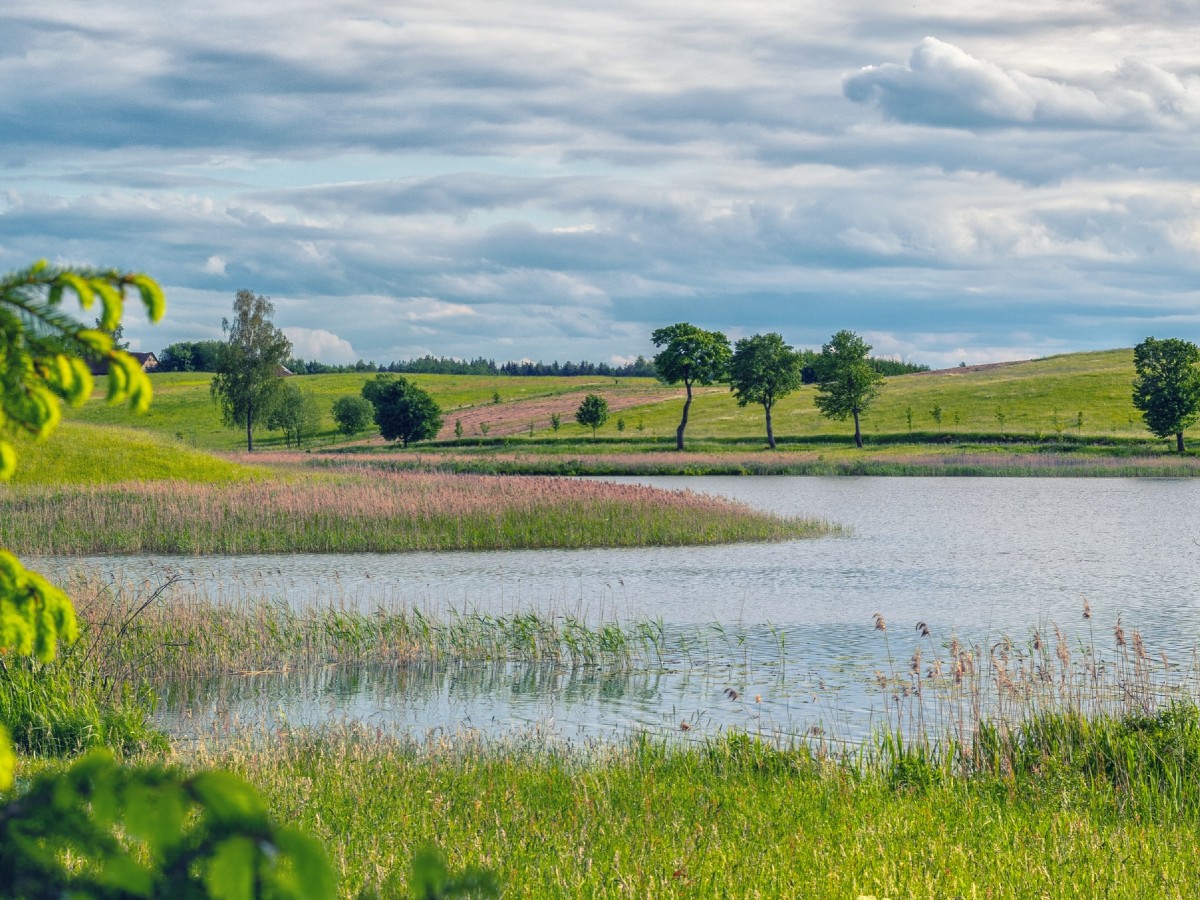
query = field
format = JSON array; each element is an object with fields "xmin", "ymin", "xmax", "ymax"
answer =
[{"xmin": 56, "ymin": 350, "xmax": 1196, "ymax": 465}]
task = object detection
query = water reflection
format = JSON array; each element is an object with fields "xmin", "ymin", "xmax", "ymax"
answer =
[{"xmin": 39, "ymin": 476, "xmax": 1200, "ymax": 744}]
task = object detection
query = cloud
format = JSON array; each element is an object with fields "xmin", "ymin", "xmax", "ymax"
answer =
[
  {"xmin": 204, "ymin": 255, "xmax": 226, "ymax": 275},
  {"xmin": 844, "ymin": 37, "xmax": 1200, "ymax": 130},
  {"xmin": 283, "ymin": 326, "xmax": 357, "ymax": 364}
]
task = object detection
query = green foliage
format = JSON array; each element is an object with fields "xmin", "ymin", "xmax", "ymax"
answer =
[
  {"xmin": 550, "ymin": 412, "xmax": 561, "ymax": 432},
  {"xmin": 454, "ymin": 418, "xmax": 463, "ymax": 439},
  {"xmin": 1132, "ymin": 336, "xmax": 1200, "ymax": 451},
  {"xmin": 157, "ymin": 340, "xmax": 224, "ymax": 373},
  {"xmin": 574, "ymin": 393, "xmax": 609, "ymax": 437},
  {"xmin": 362, "ymin": 374, "xmax": 444, "ymax": 447},
  {"xmin": 359, "ymin": 845, "xmax": 500, "ymax": 900},
  {"xmin": 332, "ymin": 395, "xmax": 374, "ymax": 438},
  {"xmin": 813, "ymin": 330, "xmax": 885, "ymax": 448},
  {"xmin": 0, "ymin": 750, "xmax": 335, "ymax": 899},
  {"xmin": 0, "ymin": 260, "xmax": 163, "ymax": 481},
  {"xmin": 0, "ymin": 550, "xmax": 78, "ymax": 663},
  {"xmin": 651, "ymin": 322, "xmax": 731, "ymax": 450},
  {"xmin": 728, "ymin": 332, "xmax": 804, "ymax": 449},
  {"xmin": 266, "ymin": 382, "xmax": 322, "ymax": 448},
  {"xmin": 209, "ymin": 290, "xmax": 293, "ymax": 452}
]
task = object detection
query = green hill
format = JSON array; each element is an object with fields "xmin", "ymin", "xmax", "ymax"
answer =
[
  {"xmin": 5, "ymin": 422, "xmax": 260, "ymax": 485},
  {"xmin": 57, "ymin": 349, "xmax": 1174, "ymax": 450}
]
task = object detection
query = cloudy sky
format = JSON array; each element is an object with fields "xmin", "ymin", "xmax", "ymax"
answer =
[{"xmin": 3, "ymin": 1, "xmax": 1199, "ymax": 366}]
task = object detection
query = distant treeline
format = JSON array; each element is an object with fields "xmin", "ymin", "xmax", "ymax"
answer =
[{"xmin": 156, "ymin": 341, "xmax": 927, "ymax": 379}]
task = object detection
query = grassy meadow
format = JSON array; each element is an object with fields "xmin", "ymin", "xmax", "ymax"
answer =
[{"xmin": 53, "ymin": 349, "xmax": 1198, "ymax": 470}]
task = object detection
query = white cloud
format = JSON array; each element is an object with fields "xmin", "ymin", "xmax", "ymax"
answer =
[
  {"xmin": 844, "ymin": 37, "xmax": 1200, "ymax": 130},
  {"xmin": 284, "ymin": 327, "xmax": 358, "ymax": 363},
  {"xmin": 204, "ymin": 255, "xmax": 226, "ymax": 275}
]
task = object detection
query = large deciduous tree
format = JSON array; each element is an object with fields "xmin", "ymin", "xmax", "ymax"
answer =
[
  {"xmin": 209, "ymin": 290, "xmax": 292, "ymax": 452},
  {"xmin": 813, "ymin": 329, "xmax": 884, "ymax": 449},
  {"xmin": 1132, "ymin": 336, "xmax": 1200, "ymax": 452},
  {"xmin": 362, "ymin": 374, "xmax": 443, "ymax": 447},
  {"xmin": 728, "ymin": 333, "xmax": 804, "ymax": 450},
  {"xmin": 651, "ymin": 323, "xmax": 731, "ymax": 451}
]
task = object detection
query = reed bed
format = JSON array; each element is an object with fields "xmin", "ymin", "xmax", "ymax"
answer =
[
  {"xmin": 0, "ymin": 470, "xmax": 832, "ymax": 555},
  {"xmin": 309, "ymin": 447, "xmax": 1200, "ymax": 478},
  {"xmin": 65, "ymin": 577, "xmax": 656, "ymax": 684}
]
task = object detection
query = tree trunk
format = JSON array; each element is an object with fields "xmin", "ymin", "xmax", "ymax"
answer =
[
  {"xmin": 246, "ymin": 398, "xmax": 254, "ymax": 452},
  {"xmin": 764, "ymin": 402, "xmax": 775, "ymax": 450},
  {"xmin": 853, "ymin": 409, "xmax": 863, "ymax": 448},
  {"xmin": 1178, "ymin": 431, "xmax": 1186, "ymax": 453},
  {"xmin": 676, "ymin": 380, "xmax": 693, "ymax": 451}
]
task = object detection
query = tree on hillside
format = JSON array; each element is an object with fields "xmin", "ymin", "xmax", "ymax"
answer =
[
  {"xmin": 651, "ymin": 323, "xmax": 731, "ymax": 451},
  {"xmin": 332, "ymin": 394, "xmax": 374, "ymax": 438},
  {"xmin": 362, "ymin": 374, "xmax": 443, "ymax": 447},
  {"xmin": 575, "ymin": 393, "xmax": 609, "ymax": 437},
  {"xmin": 1132, "ymin": 336, "xmax": 1200, "ymax": 452},
  {"xmin": 728, "ymin": 333, "xmax": 805, "ymax": 450},
  {"xmin": 209, "ymin": 290, "xmax": 292, "ymax": 452},
  {"xmin": 813, "ymin": 330, "xmax": 884, "ymax": 449},
  {"xmin": 267, "ymin": 381, "xmax": 322, "ymax": 448}
]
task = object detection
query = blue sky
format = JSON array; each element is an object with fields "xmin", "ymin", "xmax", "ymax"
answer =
[{"xmin": 3, "ymin": 1, "xmax": 1199, "ymax": 366}]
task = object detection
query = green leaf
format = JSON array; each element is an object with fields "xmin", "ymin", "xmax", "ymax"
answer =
[
  {"xmin": 205, "ymin": 836, "xmax": 257, "ymax": 900},
  {"xmin": 189, "ymin": 771, "xmax": 268, "ymax": 829}
]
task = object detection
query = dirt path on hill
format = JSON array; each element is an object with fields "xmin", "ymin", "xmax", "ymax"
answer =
[{"xmin": 434, "ymin": 386, "xmax": 697, "ymax": 438}]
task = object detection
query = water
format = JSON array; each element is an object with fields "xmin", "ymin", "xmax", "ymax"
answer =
[{"xmin": 41, "ymin": 477, "xmax": 1200, "ymax": 744}]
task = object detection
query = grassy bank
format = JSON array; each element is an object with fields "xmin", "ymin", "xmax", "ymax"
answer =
[
  {"xmin": 187, "ymin": 718, "xmax": 1200, "ymax": 898},
  {"xmin": 1, "ymin": 470, "xmax": 832, "ymax": 555},
  {"xmin": 313, "ymin": 443, "xmax": 1200, "ymax": 477}
]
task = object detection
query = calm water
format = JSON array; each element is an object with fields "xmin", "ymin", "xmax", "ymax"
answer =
[{"xmin": 42, "ymin": 477, "xmax": 1200, "ymax": 744}]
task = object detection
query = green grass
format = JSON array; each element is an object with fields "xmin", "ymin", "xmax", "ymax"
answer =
[
  {"xmin": 5, "ymin": 422, "xmax": 261, "ymax": 485},
  {"xmin": 64, "ymin": 372, "xmax": 662, "ymax": 451},
  {"xmin": 190, "ymin": 720, "xmax": 1200, "ymax": 898},
  {"xmin": 58, "ymin": 349, "xmax": 1193, "ymax": 456}
]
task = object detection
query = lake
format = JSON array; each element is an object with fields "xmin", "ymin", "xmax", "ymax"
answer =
[{"xmin": 41, "ymin": 476, "xmax": 1200, "ymax": 745}]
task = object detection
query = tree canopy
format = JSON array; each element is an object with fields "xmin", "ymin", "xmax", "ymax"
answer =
[
  {"xmin": 209, "ymin": 290, "xmax": 293, "ymax": 452},
  {"xmin": 362, "ymin": 374, "xmax": 443, "ymax": 447},
  {"xmin": 266, "ymin": 381, "xmax": 322, "ymax": 448},
  {"xmin": 574, "ymin": 393, "xmax": 610, "ymax": 437},
  {"xmin": 728, "ymin": 333, "xmax": 805, "ymax": 450},
  {"xmin": 1132, "ymin": 336, "xmax": 1200, "ymax": 452},
  {"xmin": 331, "ymin": 394, "xmax": 374, "ymax": 438},
  {"xmin": 651, "ymin": 323, "xmax": 731, "ymax": 451},
  {"xmin": 813, "ymin": 329, "xmax": 884, "ymax": 448}
]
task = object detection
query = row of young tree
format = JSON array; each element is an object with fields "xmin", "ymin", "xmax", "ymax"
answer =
[{"xmin": 651, "ymin": 323, "xmax": 885, "ymax": 449}]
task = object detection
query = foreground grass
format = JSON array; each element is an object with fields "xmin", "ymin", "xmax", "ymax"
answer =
[
  {"xmin": 1, "ymin": 470, "xmax": 831, "ymax": 555},
  {"xmin": 185, "ymin": 724, "xmax": 1200, "ymax": 898}
]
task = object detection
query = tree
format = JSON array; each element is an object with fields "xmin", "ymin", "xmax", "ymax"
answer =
[
  {"xmin": 727, "ymin": 333, "xmax": 804, "ymax": 450},
  {"xmin": 267, "ymin": 381, "xmax": 322, "ymax": 447},
  {"xmin": 813, "ymin": 329, "xmax": 885, "ymax": 448},
  {"xmin": 575, "ymin": 393, "xmax": 609, "ymax": 437},
  {"xmin": 332, "ymin": 395, "xmax": 374, "ymax": 438},
  {"xmin": 651, "ymin": 323, "xmax": 731, "ymax": 451},
  {"xmin": 361, "ymin": 374, "xmax": 443, "ymax": 447},
  {"xmin": 209, "ymin": 290, "xmax": 292, "ymax": 452},
  {"xmin": 1132, "ymin": 336, "xmax": 1200, "ymax": 452}
]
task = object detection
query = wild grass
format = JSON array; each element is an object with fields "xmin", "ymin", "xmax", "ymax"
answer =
[
  {"xmin": 190, "ymin": 717, "xmax": 1200, "ymax": 898},
  {"xmin": 317, "ymin": 445, "xmax": 1200, "ymax": 477},
  {"xmin": 0, "ymin": 470, "xmax": 832, "ymax": 554},
  {"xmin": 65, "ymin": 576, "xmax": 654, "ymax": 682}
]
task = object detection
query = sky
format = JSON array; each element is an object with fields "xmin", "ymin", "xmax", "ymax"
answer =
[{"xmin": 2, "ymin": 1, "xmax": 1199, "ymax": 367}]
